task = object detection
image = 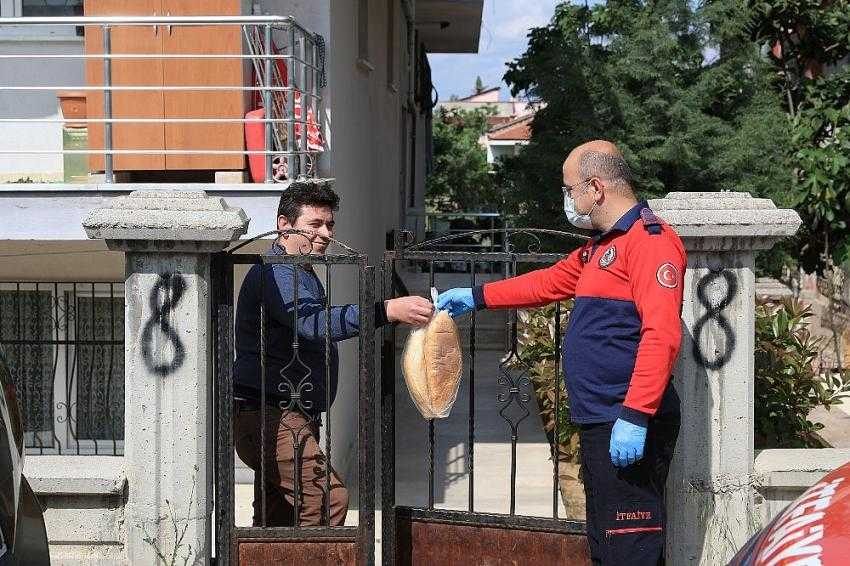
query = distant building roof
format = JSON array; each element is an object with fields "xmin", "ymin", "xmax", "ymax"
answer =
[
  {"xmin": 459, "ymin": 86, "xmax": 500, "ymax": 102},
  {"xmin": 487, "ymin": 114, "xmax": 533, "ymax": 141},
  {"xmin": 486, "ymin": 116, "xmax": 513, "ymax": 128}
]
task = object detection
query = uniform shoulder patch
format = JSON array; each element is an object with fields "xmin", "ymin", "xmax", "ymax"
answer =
[
  {"xmin": 656, "ymin": 262, "xmax": 679, "ymax": 289},
  {"xmin": 641, "ymin": 208, "xmax": 662, "ymax": 235},
  {"xmin": 599, "ymin": 245, "xmax": 617, "ymax": 268}
]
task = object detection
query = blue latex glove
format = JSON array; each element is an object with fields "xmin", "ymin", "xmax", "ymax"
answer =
[
  {"xmin": 609, "ymin": 418, "xmax": 647, "ymax": 468},
  {"xmin": 435, "ymin": 288, "xmax": 475, "ymax": 318}
]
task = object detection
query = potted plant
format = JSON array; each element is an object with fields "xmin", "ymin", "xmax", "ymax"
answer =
[{"xmin": 56, "ymin": 91, "xmax": 87, "ymax": 128}]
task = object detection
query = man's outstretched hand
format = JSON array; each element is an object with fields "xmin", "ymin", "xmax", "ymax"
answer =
[
  {"xmin": 436, "ymin": 288, "xmax": 475, "ymax": 318},
  {"xmin": 385, "ymin": 296, "xmax": 434, "ymax": 326}
]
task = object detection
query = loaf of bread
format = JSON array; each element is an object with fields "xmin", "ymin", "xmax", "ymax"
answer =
[{"xmin": 402, "ymin": 310, "xmax": 463, "ymax": 419}]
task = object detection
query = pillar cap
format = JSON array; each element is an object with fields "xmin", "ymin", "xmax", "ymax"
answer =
[
  {"xmin": 83, "ymin": 190, "xmax": 250, "ymax": 252},
  {"xmin": 648, "ymin": 191, "xmax": 802, "ymax": 251}
]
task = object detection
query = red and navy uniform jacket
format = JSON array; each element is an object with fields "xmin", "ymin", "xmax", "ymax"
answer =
[{"xmin": 472, "ymin": 202, "xmax": 686, "ymax": 426}]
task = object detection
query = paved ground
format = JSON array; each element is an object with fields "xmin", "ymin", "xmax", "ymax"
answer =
[{"xmin": 392, "ymin": 350, "xmax": 566, "ymax": 517}]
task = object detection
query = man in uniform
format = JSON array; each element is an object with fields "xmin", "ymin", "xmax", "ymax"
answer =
[{"xmin": 437, "ymin": 140, "xmax": 686, "ymax": 565}]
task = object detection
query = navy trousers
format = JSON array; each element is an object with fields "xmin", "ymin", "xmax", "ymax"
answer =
[{"xmin": 579, "ymin": 416, "xmax": 680, "ymax": 565}]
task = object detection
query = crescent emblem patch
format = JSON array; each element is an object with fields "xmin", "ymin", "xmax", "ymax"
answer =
[{"xmin": 656, "ymin": 262, "xmax": 679, "ymax": 288}]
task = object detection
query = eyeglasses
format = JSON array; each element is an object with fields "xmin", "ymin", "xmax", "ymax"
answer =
[{"xmin": 561, "ymin": 178, "xmax": 594, "ymax": 197}]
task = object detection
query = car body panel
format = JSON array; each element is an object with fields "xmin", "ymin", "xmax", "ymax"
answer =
[{"xmin": 729, "ymin": 462, "xmax": 850, "ymax": 565}]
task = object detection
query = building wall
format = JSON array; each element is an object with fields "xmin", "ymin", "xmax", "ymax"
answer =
[
  {"xmin": 0, "ymin": 0, "xmax": 430, "ymax": 506},
  {"xmin": 322, "ymin": 0, "xmax": 408, "ymax": 489},
  {"xmin": 486, "ymin": 141, "xmax": 522, "ymax": 164},
  {"xmin": 253, "ymin": 0, "xmax": 429, "ymax": 499},
  {"xmin": 436, "ymin": 98, "xmax": 534, "ymax": 118}
]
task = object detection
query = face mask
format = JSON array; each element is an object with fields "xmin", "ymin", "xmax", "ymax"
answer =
[{"xmin": 563, "ymin": 189, "xmax": 596, "ymax": 229}]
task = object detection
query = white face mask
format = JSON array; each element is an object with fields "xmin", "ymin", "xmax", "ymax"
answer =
[{"xmin": 563, "ymin": 188, "xmax": 596, "ymax": 229}]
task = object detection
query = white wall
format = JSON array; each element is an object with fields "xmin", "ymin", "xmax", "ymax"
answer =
[
  {"xmin": 754, "ymin": 448, "xmax": 850, "ymax": 525},
  {"xmin": 0, "ymin": 36, "xmax": 84, "ymax": 181},
  {"xmin": 486, "ymin": 141, "xmax": 521, "ymax": 164},
  {"xmin": 250, "ymin": 0, "xmax": 422, "ymax": 495},
  {"xmin": 323, "ymin": 0, "xmax": 403, "ymax": 493}
]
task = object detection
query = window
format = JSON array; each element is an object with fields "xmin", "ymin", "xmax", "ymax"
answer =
[
  {"xmin": 21, "ymin": 0, "xmax": 82, "ymax": 17},
  {"xmin": 0, "ymin": 283, "xmax": 124, "ymax": 455},
  {"xmin": 1, "ymin": 1, "xmax": 84, "ymax": 35},
  {"xmin": 0, "ymin": 0, "xmax": 83, "ymax": 38}
]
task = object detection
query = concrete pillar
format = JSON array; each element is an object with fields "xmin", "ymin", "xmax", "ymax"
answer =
[
  {"xmin": 83, "ymin": 191, "xmax": 249, "ymax": 565},
  {"xmin": 649, "ymin": 192, "xmax": 801, "ymax": 565}
]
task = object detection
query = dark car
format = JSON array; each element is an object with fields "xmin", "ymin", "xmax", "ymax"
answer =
[
  {"xmin": 0, "ymin": 347, "xmax": 50, "ymax": 565},
  {"xmin": 728, "ymin": 461, "xmax": 850, "ymax": 565}
]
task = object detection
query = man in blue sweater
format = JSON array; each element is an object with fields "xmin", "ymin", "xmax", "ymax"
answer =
[{"xmin": 233, "ymin": 180, "xmax": 432, "ymax": 527}]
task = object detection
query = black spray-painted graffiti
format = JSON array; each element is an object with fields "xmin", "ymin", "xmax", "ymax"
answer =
[
  {"xmin": 692, "ymin": 269, "xmax": 737, "ymax": 370},
  {"xmin": 141, "ymin": 273, "xmax": 187, "ymax": 377}
]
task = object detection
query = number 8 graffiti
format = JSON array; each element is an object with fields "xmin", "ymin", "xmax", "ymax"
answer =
[
  {"xmin": 692, "ymin": 270, "xmax": 737, "ymax": 370},
  {"xmin": 141, "ymin": 273, "xmax": 187, "ymax": 377}
]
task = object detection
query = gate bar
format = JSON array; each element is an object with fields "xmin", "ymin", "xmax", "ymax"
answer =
[
  {"xmin": 358, "ymin": 264, "xmax": 376, "ymax": 566},
  {"xmin": 213, "ymin": 253, "xmax": 235, "ymax": 564}
]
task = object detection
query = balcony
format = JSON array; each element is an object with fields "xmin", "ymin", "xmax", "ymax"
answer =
[
  {"xmin": 0, "ymin": 14, "xmax": 330, "ymax": 242},
  {"xmin": 0, "ymin": 15, "xmax": 325, "ymax": 187}
]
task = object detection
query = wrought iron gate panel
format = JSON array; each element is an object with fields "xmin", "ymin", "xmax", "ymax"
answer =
[
  {"xmin": 213, "ymin": 231, "xmax": 375, "ymax": 566},
  {"xmin": 382, "ymin": 229, "xmax": 591, "ymax": 565}
]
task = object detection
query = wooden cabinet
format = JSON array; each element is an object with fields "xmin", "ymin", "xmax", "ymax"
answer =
[{"xmin": 85, "ymin": 0, "xmax": 249, "ymax": 173}]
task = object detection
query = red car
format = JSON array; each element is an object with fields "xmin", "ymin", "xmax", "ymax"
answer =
[{"xmin": 729, "ymin": 462, "xmax": 850, "ymax": 565}]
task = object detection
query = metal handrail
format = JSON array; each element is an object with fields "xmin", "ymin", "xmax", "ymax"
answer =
[
  {"xmin": 3, "ymin": 149, "xmax": 321, "ymax": 155},
  {"xmin": 411, "ymin": 211, "xmax": 502, "ymax": 218},
  {"xmin": 3, "ymin": 14, "xmax": 308, "ymax": 30},
  {"xmin": 0, "ymin": 86, "xmax": 321, "ymax": 92},
  {"xmin": 0, "ymin": 54, "xmax": 307, "ymax": 59}
]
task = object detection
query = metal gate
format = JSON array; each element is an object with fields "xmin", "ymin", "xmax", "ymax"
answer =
[
  {"xmin": 212, "ymin": 231, "xmax": 375, "ymax": 565},
  {"xmin": 381, "ymin": 229, "xmax": 591, "ymax": 565}
]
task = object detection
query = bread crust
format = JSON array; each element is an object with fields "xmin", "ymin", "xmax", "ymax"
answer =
[{"xmin": 401, "ymin": 311, "xmax": 463, "ymax": 418}]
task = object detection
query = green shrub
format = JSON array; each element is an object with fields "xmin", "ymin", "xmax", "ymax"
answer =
[
  {"xmin": 515, "ymin": 301, "xmax": 580, "ymax": 463},
  {"xmin": 515, "ymin": 301, "xmax": 586, "ymax": 519},
  {"xmin": 754, "ymin": 297, "xmax": 850, "ymax": 448}
]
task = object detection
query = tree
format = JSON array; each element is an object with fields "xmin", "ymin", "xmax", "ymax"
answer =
[
  {"xmin": 475, "ymin": 75, "xmax": 486, "ymax": 94},
  {"xmin": 496, "ymin": 1, "xmax": 793, "ymax": 241},
  {"xmin": 426, "ymin": 107, "xmax": 499, "ymax": 212},
  {"xmin": 747, "ymin": 0, "xmax": 850, "ymax": 272}
]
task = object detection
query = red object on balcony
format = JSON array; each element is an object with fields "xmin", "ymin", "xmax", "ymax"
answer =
[
  {"xmin": 244, "ymin": 103, "xmax": 324, "ymax": 183},
  {"xmin": 245, "ymin": 108, "xmax": 268, "ymax": 183}
]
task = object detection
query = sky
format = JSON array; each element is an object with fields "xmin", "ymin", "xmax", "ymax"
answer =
[{"xmin": 428, "ymin": 0, "xmax": 564, "ymax": 102}]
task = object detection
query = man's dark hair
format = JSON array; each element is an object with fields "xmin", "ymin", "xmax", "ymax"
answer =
[
  {"xmin": 277, "ymin": 179, "xmax": 340, "ymax": 223},
  {"xmin": 579, "ymin": 151, "xmax": 634, "ymax": 188}
]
